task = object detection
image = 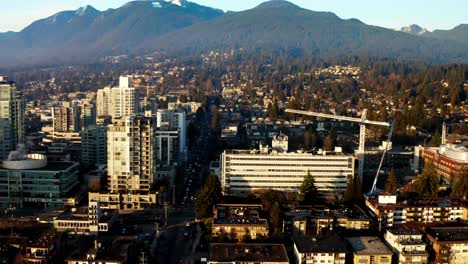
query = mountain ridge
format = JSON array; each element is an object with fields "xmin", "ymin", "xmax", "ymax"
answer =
[{"xmin": 0, "ymin": 0, "xmax": 468, "ymax": 66}]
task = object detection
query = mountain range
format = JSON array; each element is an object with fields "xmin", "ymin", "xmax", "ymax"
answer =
[
  {"xmin": 1, "ymin": 0, "xmax": 468, "ymax": 67},
  {"xmin": 397, "ymin": 24, "xmax": 468, "ymax": 45}
]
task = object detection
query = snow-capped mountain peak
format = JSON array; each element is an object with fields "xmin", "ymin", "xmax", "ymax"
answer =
[
  {"xmin": 168, "ymin": 0, "xmax": 188, "ymax": 7},
  {"xmin": 397, "ymin": 24, "xmax": 429, "ymax": 36}
]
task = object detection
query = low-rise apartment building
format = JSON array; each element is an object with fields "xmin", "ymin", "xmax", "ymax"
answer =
[
  {"xmin": 346, "ymin": 237, "xmax": 392, "ymax": 264},
  {"xmin": 294, "ymin": 235, "xmax": 347, "ymax": 264},
  {"xmin": 425, "ymin": 226, "xmax": 468, "ymax": 264},
  {"xmin": 384, "ymin": 229, "xmax": 429, "ymax": 264},
  {"xmin": 211, "ymin": 204, "xmax": 269, "ymax": 240},
  {"xmin": 54, "ymin": 201, "xmax": 116, "ymax": 235},
  {"xmin": 366, "ymin": 194, "xmax": 467, "ymax": 227},
  {"xmin": 208, "ymin": 243, "xmax": 289, "ymax": 264}
]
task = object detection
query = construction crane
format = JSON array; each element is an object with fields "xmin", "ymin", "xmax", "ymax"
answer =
[
  {"xmin": 285, "ymin": 109, "xmax": 391, "ymax": 183},
  {"xmin": 369, "ymin": 123, "xmax": 394, "ymax": 196}
]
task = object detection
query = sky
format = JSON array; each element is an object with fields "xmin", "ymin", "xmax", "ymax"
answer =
[{"xmin": 1, "ymin": 0, "xmax": 467, "ymax": 32}]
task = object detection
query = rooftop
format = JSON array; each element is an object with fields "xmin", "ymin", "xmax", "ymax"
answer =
[
  {"xmin": 209, "ymin": 243, "xmax": 289, "ymax": 262},
  {"xmin": 27, "ymin": 232, "xmax": 59, "ymax": 249},
  {"xmin": 213, "ymin": 204, "xmax": 268, "ymax": 226},
  {"xmin": 1, "ymin": 161, "xmax": 77, "ymax": 171},
  {"xmin": 370, "ymin": 197, "xmax": 468, "ymax": 208},
  {"xmin": 426, "ymin": 227, "xmax": 468, "ymax": 242},
  {"xmin": 346, "ymin": 237, "xmax": 392, "ymax": 255},
  {"xmin": 387, "ymin": 229, "xmax": 422, "ymax": 236},
  {"xmin": 68, "ymin": 237, "xmax": 135, "ymax": 262},
  {"xmin": 224, "ymin": 148, "xmax": 351, "ymax": 157},
  {"xmin": 294, "ymin": 235, "xmax": 348, "ymax": 253}
]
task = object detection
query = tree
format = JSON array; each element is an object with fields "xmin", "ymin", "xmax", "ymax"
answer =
[
  {"xmin": 259, "ymin": 190, "xmax": 284, "ymax": 212},
  {"xmin": 451, "ymin": 168, "xmax": 468, "ymax": 199},
  {"xmin": 196, "ymin": 107, "xmax": 205, "ymax": 122},
  {"xmin": 428, "ymin": 130, "xmax": 441, "ymax": 147},
  {"xmin": 344, "ymin": 175, "xmax": 363, "ymax": 202},
  {"xmin": 286, "ymin": 98, "xmax": 299, "ymax": 119},
  {"xmin": 179, "ymin": 94, "xmax": 188, "ymax": 103},
  {"xmin": 270, "ymin": 201, "xmax": 281, "ymax": 228},
  {"xmin": 304, "ymin": 125, "xmax": 318, "ymax": 150},
  {"xmin": 413, "ymin": 162, "xmax": 440, "ymax": 197},
  {"xmin": 298, "ymin": 170, "xmax": 318, "ymax": 203},
  {"xmin": 385, "ymin": 168, "xmax": 398, "ymax": 194},
  {"xmin": 323, "ymin": 126, "xmax": 337, "ymax": 151},
  {"xmin": 229, "ymin": 228, "xmax": 237, "ymax": 241},
  {"xmin": 344, "ymin": 175, "xmax": 355, "ymax": 202},
  {"xmin": 195, "ymin": 174, "xmax": 223, "ymax": 218},
  {"xmin": 269, "ymin": 201, "xmax": 282, "ymax": 240},
  {"xmin": 266, "ymin": 100, "xmax": 279, "ymax": 120}
]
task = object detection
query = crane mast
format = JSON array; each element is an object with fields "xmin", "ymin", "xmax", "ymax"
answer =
[{"xmin": 285, "ymin": 109, "xmax": 390, "ymax": 185}]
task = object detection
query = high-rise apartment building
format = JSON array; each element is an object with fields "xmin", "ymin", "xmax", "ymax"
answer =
[
  {"xmin": 96, "ymin": 87, "xmax": 112, "ymax": 117},
  {"xmin": 96, "ymin": 76, "xmax": 138, "ymax": 119},
  {"xmin": 0, "ymin": 76, "xmax": 25, "ymax": 159},
  {"xmin": 52, "ymin": 105, "xmax": 81, "ymax": 133},
  {"xmin": 107, "ymin": 115, "xmax": 157, "ymax": 193},
  {"xmin": 155, "ymin": 130, "xmax": 180, "ymax": 166},
  {"xmin": 156, "ymin": 109, "xmax": 187, "ymax": 155},
  {"xmin": 80, "ymin": 103, "xmax": 96, "ymax": 128},
  {"xmin": 81, "ymin": 125, "xmax": 107, "ymax": 169}
]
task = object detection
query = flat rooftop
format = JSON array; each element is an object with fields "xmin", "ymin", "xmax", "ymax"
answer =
[
  {"xmin": 224, "ymin": 149, "xmax": 350, "ymax": 157},
  {"xmin": 295, "ymin": 235, "xmax": 348, "ymax": 253},
  {"xmin": 388, "ymin": 229, "xmax": 422, "ymax": 236},
  {"xmin": 68, "ymin": 237, "xmax": 135, "ymax": 262},
  {"xmin": 213, "ymin": 204, "xmax": 268, "ymax": 226},
  {"xmin": 27, "ymin": 232, "xmax": 58, "ymax": 249},
  {"xmin": 426, "ymin": 227, "xmax": 468, "ymax": 242},
  {"xmin": 209, "ymin": 243, "xmax": 289, "ymax": 262},
  {"xmin": 0, "ymin": 161, "xmax": 77, "ymax": 171},
  {"xmin": 346, "ymin": 237, "xmax": 392, "ymax": 255},
  {"xmin": 371, "ymin": 197, "xmax": 467, "ymax": 208}
]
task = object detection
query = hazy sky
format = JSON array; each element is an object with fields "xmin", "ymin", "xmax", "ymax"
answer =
[{"xmin": 1, "ymin": 0, "xmax": 467, "ymax": 32}]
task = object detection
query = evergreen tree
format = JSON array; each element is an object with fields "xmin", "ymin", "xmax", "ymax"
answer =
[
  {"xmin": 266, "ymin": 100, "xmax": 280, "ymax": 120},
  {"xmin": 451, "ymin": 168, "xmax": 468, "ymax": 199},
  {"xmin": 385, "ymin": 168, "xmax": 399, "ymax": 194},
  {"xmin": 344, "ymin": 175, "xmax": 355, "ymax": 202},
  {"xmin": 413, "ymin": 162, "xmax": 440, "ymax": 197},
  {"xmin": 269, "ymin": 201, "xmax": 282, "ymax": 240},
  {"xmin": 323, "ymin": 126, "xmax": 337, "ymax": 151},
  {"xmin": 345, "ymin": 175, "xmax": 363, "ymax": 201},
  {"xmin": 195, "ymin": 174, "xmax": 223, "ymax": 218},
  {"xmin": 304, "ymin": 125, "xmax": 318, "ymax": 150},
  {"xmin": 269, "ymin": 201, "xmax": 281, "ymax": 229},
  {"xmin": 298, "ymin": 170, "xmax": 318, "ymax": 202},
  {"xmin": 428, "ymin": 130, "xmax": 441, "ymax": 147}
]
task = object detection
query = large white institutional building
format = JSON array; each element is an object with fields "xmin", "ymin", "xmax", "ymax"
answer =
[{"xmin": 220, "ymin": 135, "xmax": 354, "ymax": 195}]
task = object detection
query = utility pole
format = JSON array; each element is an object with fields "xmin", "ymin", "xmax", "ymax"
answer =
[
  {"xmin": 164, "ymin": 202, "xmax": 168, "ymax": 226},
  {"xmin": 172, "ymin": 185, "xmax": 176, "ymax": 207}
]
